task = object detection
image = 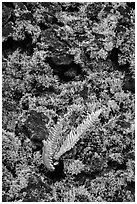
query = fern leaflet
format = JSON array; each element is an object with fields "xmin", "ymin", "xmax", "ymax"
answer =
[
  {"xmin": 42, "ymin": 121, "xmax": 63, "ymax": 171},
  {"xmin": 42, "ymin": 140, "xmax": 55, "ymax": 171}
]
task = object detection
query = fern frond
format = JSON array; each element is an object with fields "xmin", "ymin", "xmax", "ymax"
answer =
[
  {"xmin": 42, "ymin": 109, "xmax": 102, "ymax": 170},
  {"xmin": 42, "ymin": 140, "xmax": 55, "ymax": 171},
  {"xmin": 42, "ymin": 121, "xmax": 63, "ymax": 171},
  {"xmin": 54, "ymin": 109, "xmax": 102, "ymax": 161}
]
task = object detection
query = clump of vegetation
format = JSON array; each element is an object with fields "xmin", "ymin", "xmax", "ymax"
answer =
[{"xmin": 2, "ymin": 2, "xmax": 135, "ymax": 202}]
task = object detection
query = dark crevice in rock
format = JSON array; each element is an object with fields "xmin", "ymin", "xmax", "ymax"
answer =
[
  {"xmin": 118, "ymin": 63, "xmax": 130, "ymax": 73},
  {"xmin": 108, "ymin": 48, "xmax": 133, "ymax": 78},
  {"xmin": 122, "ymin": 74, "xmax": 135, "ymax": 93},
  {"xmin": 47, "ymin": 159, "xmax": 65, "ymax": 180},
  {"xmin": 2, "ymin": 161, "xmax": 17, "ymax": 178},
  {"xmin": 46, "ymin": 57, "xmax": 83, "ymax": 82},
  {"xmin": 12, "ymin": 89, "xmax": 23, "ymax": 101},
  {"xmin": 2, "ymin": 34, "xmax": 33, "ymax": 57},
  {"xmin": 108, "ymin": 48, "xmax": 122, "ymax": 65},
  {"xmin": 38, "ymin": 22, "xmax": 50, "ymax": 30},
  {"xmin": 3, "ymin": 2, "xmax": 15, "ymax": 9},
  {"xmin": 127, "ymin": 2, "xmax": 135, "ymax": 9},
  {"xmin": 107, "ymin": 160, "xmax": 127, "ymax": 170}
]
